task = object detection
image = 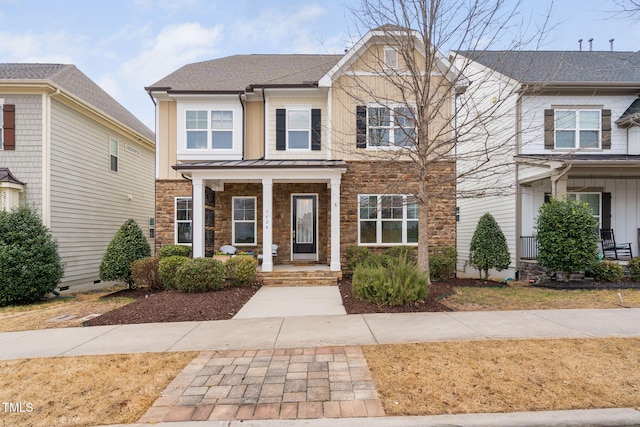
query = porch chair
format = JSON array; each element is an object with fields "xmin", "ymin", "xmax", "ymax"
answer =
[
  {"xmin": 257, "ymin": 245, "xmax": 278, "ymax": 261},
  {"xmin": 219, "ymin": 245, "xmax": 237, "ymax": 255},
  {"xmin": 600, "ymin": 229, "xmax": 633, "ymax": 260}
]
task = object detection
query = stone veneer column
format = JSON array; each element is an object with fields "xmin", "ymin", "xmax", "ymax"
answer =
[
  {"xmin": 262, "ymin": 178, "xmax": 273, "ymax": 272},
  {"xmin": 330, "ymin": 176, "xmax": 341, "ymax": 271},
  {"xmin": 192, "ymin": 177, "xmax": 205, "ymax": 258}
]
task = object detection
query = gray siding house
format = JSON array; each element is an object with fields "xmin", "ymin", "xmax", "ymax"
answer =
[{"xmin": 0, "ymin": 64, "xmax": 155, "ymax": 290}]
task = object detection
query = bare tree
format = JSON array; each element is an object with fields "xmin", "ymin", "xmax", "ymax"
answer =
[
  {"xmin": 332, "ymin": 0, "xmax": 552, "ymax": 275},
  {"xmin": 613, "ymin": 0, "xmax": 640, "ymax": 17}
]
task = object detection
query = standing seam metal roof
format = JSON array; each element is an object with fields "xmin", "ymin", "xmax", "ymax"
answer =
[{"xmin": 0, "ymin": 63, "xmax": 154, "ymax": 141}]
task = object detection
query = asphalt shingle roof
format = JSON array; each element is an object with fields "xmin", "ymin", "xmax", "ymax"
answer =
[
  {"xmin": 0, "ymin": 63, "xmax": 154, "ymax": 141},
  {"xmin": 456, "ymin": 50, "xmax": 640, "ymax": 84},
  {"xmin": 146, "ymin": 54, "xmax": 342, "ymax": 92}
]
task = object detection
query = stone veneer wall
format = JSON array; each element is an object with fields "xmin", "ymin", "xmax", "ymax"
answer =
[
  {"xmin": 340, "ymin": 161, "xmax": 456, "ymax": 267},
  {"xmin": 214, "ymin": 183, "xmax": 329, "ymax": 264},
  {"xmin": 155, "ymin": 179, "xmax": 192, "ymax": 254}
]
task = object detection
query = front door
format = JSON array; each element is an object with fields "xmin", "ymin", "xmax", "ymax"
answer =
[{"xmin": 292, "ymin": 195, "xmax": 317, "ymax": 260}]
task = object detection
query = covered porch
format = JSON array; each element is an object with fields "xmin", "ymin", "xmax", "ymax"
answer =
[
  {"xmin": 174, "ymin": 160, "xmax": 347, "ymax": 272},
  {"xmin": 517, "ymin": 155, "xmax": 640, "ymax": 261}
]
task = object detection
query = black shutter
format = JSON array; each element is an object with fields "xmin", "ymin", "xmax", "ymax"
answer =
[
  {"xmin": 602, "ymin": 192, "xmax": 612, "ymax": 230},
  {"xmin": 543, "ymin": 109, "xmax": 554, "ymax": 149},
  {"xmin": 3, "ymin": 104, "xmax": 15, "ymax": 150},
  {"xmin": 601, "ymin": 109, "xmax": 611, "ymax": 149},
  {"xmin": 544, "ymin": 193, "xmax": 551, "ymax": 203},
  {"xmin": 356, "ymin": 105, "xmax": 367, "ymax": 148},
  {"xmin": 276, "ymin": 109, "xmax": 286, "ymax": 151},
  {"xmin": 311, "ymin": 109, "xmax": 321, "ymax": 151}
]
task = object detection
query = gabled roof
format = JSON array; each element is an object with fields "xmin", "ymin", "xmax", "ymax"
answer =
[
  {"xmin": 616, "ymin": 97, "xmax": 640, "ymax": 128},
  {"xmin": 455, "ymin": 50, "xmax": 640, "ymax": 85},
  {"xmin": 0, "ymin": 63, "xmax": 154, "ymax": 141},
  {"xmin": 146, "ymin": 54, "xmax": 342, "ymax": 93}
]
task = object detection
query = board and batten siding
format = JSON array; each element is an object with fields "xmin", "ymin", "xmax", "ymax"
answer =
[
  {"xmin": 49, "ymin": 100, "xmax": 155, "ymax": 288},
  {"xmin": 0, "ymin": 94, "xmax": 44, "ymax": 212}
]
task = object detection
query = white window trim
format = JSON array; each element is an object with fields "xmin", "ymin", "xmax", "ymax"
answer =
[
  {"xmin": 232, "ymin": 196, "xmax": 257, "ymax": 246},
  {"xmin": 286, "ymin": 107, "xmax": 312, "ymax": 151},
  {"xmin": 383, "ymin": 46, "xmax": 398, "ymax": 69},
  {"xmin": 185, "ymin": 109, "xmax": 235, "ymax": 151},
  {"xmin": 366, "ymin": 103, "xmax": 416, "ymax": 150},
  {"xmin": 175, "ymin": 197, "xmax": 193, "ymax": 246},
  {"xmin": 358, "ymin": 194, "xmax": 418, "ymax": 246},
  {"xmin": 176, "ymin": 98, "xmax": 243, "ymax": 160},
  {"xmin": 109, "ymin": 137, "xmax": 119, "ymax": 172},
  {"xmin": 554, "ymin": 109, "xmax": 601, "ymax": 150}
]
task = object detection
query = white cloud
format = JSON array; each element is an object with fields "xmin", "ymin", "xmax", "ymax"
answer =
[{"xmin": 0, "ymin": 31, "xmax": 80, "ymax": 63}]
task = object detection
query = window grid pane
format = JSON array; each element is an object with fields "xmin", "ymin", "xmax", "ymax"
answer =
[
  {"xmin": 358, "ymin": 194, "xmax": 418, "ymax": 245},
  {"xmin": 233, "ymin": 197, "xmax": 256, "ymax": 245}
]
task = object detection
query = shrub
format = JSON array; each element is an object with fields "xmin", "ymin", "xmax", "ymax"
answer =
[
  {"xmin": 158, "ymin": 244, "xmax": 191, "ymax": 259},
  {"xmin": 0, "ymin": 206, "xmax": 64, "ymax": 306},
  {"xmin": 385, "ymin": 246, "xmax": 416, "ymax": 262},
  {"xmin": 99, "ymin": 219, "xmax": 150, "ymax": 286},
  {"xmin": 362, "ymin": 253, "xmax": 392, "ymax": 269},
  {"xmin": 226, "ymin": 256, "xmax": 258, "ymax": 286},
  {"xmin": 429, "ymin": 246, "xmax": 457, "ymax": 282},
  {"xmin": 175, "ymin": 258, "xmax": 225, "ymax": 293},
  {"xmin": 628, "ymin": 258, "xmax": 640, "ymax": 281},
  {"xmin": 469, "ymin": 213, "xmax": 511, "ymax": 279},
  {"xmin": 588, "ymin": 260, "xmax": 624, "ymax": 282},
  {"xmin": 352, "ymin": 254, "xmax": 428, "ymax": 306},
  {"xmin": 535, "ymin": 197, "xmax": 599, "ymax": 282},
  {"xmin": 345, "ymin": 246, "xmax": 372, "ymax": 271},
  {"xmin": 131, "ymin": 257, "xmax": 162, "ymax": 290},
  {"xmin": 158, "ymin": 255, "xmax": 189, "ymax": 290}
]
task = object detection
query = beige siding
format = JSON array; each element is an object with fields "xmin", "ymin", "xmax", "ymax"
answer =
[
  {"xmin": 245, "ymin": 100, "xmax": 264, "ymax": 159},
  {"xmin": 49, "ymin": 100, "xmax": 155, "ymax": 288},
  {"xmin": 266, "ymin": 94, "xmax": 328, "ymax": 159},
  {"xmin": 157, "ymin": 100, "xmax": 179, "ymax": 179}
]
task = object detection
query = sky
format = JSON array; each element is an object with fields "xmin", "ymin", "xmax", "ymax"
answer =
[{"xmin": 0, "ymin": 0, "xmax": 638, "ymax": 132}]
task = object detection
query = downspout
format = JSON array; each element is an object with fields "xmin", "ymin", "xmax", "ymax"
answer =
[
  {"xmin": 262, "ymin": 89, "xmax": 267, "ymax": 160},
  {"xmin": 515, "ymin": 90, "xmax": 523, "ymax": 272},
  {"xmin": 239, "ymin": 93, "xmax": 245, "ymax": 160},
  {"xmin": 550, "ymin": 164, "xmax": 572, "ymax": 197}
]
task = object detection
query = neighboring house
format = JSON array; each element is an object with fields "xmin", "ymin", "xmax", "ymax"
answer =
[
  {"xmin": 0, "ymin": 64, "xmax": 155, "ymax": 290},
  {"xmin": 146, "ymin": 27, "xmax": 461, "ymax": 278},
  {"xmin": 454, "ymin": 50, "xmax": 640, "ymax": 280}
]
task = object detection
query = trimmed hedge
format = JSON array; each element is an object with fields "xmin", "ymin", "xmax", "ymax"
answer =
[
  {"xmin": 629, "ymin": 258, "xmax": 640, "ymax": 282},
  {"xmin": 226, "ymin": 256, "xmax": 258, "ymax": 286},
  {"xmin": 158, "ymin": 255, "xmax": 189, "ymax": 290},
  {"xmin": 158, "ymin": 244, "xmax": 191, "ymax": 259},
  {"xmin": 131, "ymin": 257, "xmax": 162, "ymax": 290},
  {"xmin": 588, "ymin": 260, "xmax": 624, "ymax": 282},
  {"xmin": 429, "ymin": 246, "xmax": 457, "ymax": 282},
  {"xmin": 175, "ymin": 258, "xmax": 225, "ymax": 293}
]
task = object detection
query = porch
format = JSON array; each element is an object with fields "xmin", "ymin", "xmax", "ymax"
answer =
[{"xmin": 257, "ymin": 264, "xmax": 342, "ymax": 286}]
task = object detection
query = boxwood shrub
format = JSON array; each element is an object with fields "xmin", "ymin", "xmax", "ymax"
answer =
[
  {"xmin": 158, "ymin": 255, "xmax": 189, "ymax": 290},
  {"xmin": 175, "ymin": 258, "xmax": 225, "ymax": 293},
  {"xmin": 99, "ymin": 219, "xmax": 151, "ymax": 286},
  {"xmin": 131, "ymin": 257, "xmax": 162, "ymax": 290},
  {"xmin": 226, "ymin": 256, "xmax": 258, "ymax": 286},
  {"xmin": 629, "ymin": 258, "xmax": 640, "ymax": 281},
  {"xmin": 588, "ymin": 260, "xmax": 624, "ymax": 282},
  {"xmin": 158, "ymin": 244, "xmax": 191, "ymax": 259}
]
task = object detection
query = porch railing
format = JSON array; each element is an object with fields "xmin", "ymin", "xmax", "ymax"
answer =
[{"xmin": 520, "ymin": 236, "xmax": 538, "ymax": 260}]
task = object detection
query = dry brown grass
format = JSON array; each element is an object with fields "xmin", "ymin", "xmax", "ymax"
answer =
[
  {"xmin": 364, "ymin": 338, "xmax": 640, "ymax": 416},
  {"xmin": 0, "ymin": 352, "xmax": 197, "ymax": 427},
  {"xmin": 0, "ymin": 287, "xmax": 135, "ymax": 332},
  {"xmin": 445, "ymin": 286, "xmax": 640, "ymax": 311}
]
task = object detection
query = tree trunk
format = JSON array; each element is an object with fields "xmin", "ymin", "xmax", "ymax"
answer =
[{"xmin": 417, "ymin": 182, "xmax": 431, "ymax": 285}]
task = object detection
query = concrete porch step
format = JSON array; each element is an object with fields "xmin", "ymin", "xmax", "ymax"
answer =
[{"xmin": 257, "ymin": 266, "xmax": 342, "ymax": 286}]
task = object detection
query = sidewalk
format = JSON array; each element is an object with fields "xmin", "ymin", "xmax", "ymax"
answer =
[{"xmin": 1, "ymin": 308, "xmax": 639, "ymax": 360}]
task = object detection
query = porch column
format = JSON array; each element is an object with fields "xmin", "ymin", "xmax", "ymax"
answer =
[
  {"xmin": 330, "ymin": 176, "xmax": 341, "ymax": 271},
  {"xmin": 192, "ymin": 177, "xmax": 205, "ymax": 258},
  {"xmin": 262, "ymin": 178, "xmax": 273, "ymax": 272}
]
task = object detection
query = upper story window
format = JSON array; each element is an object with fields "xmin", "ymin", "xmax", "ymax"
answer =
[
  {"xmin": 287, "ymin": 109, "xmax": 310, "ymax": 149},
  {"xmin": 109, "ymin": 137, "xmax": 119, "ymax": 172},
  {"xmin": 186, "ymin": 110, "xmax": 234, "ymax": 150},
  {"xmin": 383, "ymin": 46, "xmax": 398, "ymax": 69},
  {"xmin": 276, "ymin": 108, "xmax": 321, "ymax": 151},
  {"xmin": 0, "ymin": 105, "xmax": 3, "ymax": 150},
  {"xmin": 555, "ymin": 110, "xmax": 600, "ymax": 149},
  {"xmin": 366, "ymin": 105, "xmax": 415, "ymax": 148}
]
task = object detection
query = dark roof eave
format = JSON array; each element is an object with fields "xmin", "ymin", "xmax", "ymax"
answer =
[
  {"xmin": 172, "ymin": 160, "xmax": 348, "ymax": 171},
  {"xmin": 247, "ymin": 83, "xmax": 319, "ymax": 91},
  {"xmin": 520, "ymin": 82, "xmax": 640, "ymax": 89}
]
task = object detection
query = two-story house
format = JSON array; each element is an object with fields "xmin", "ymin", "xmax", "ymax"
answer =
[
  {"xmin": 0, "ymin": 64, "xmax": 155, "ymax": 290},
  {"xmin": 454, "ymin": 50, "xmax": 640, "ymax": 280},
  {"xmin": 146, "ymin": 27, "xmax": 460, "ymax": 279}
]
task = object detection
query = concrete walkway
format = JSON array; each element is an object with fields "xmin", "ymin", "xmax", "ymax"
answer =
[
  {"xmin": 1, "ymin": 308, "xmax": 639, "ymax": 360},
  {"xmin": 233, "ymin": 286, "xmax": 346, "ymax": 319}
]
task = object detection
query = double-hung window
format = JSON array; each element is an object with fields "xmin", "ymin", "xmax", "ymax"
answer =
[
  {"xmin": 358, "ymin": 194, "xmax": 418, "ymax": 245},
  {"xmin": 175, "ymin": 197, "xmax": 193, "ymax": 245},
  {"xmin": 555, "ymin": 110, "xmax": 600, "ymax": 149},
  {"xmin": 109, "ymin": 137, "xmax": 119, "ymax": 172},
  {"xmin": 186, "ymin": 110, "xmax": 234, "ymax": 149},
  {"xmin": 287, "ymin": 109, "xmax": 310, "ymax": 149},
  {"xmin": 367, "ymin": 105, "xmax": 415, "ymax": 147},
  {"xmin": 233, "ymin": 197, "xmax": 256, "ymax": 245}
]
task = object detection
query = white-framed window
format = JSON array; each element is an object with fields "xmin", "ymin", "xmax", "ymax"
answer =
[
  {"xmin": 233, "ymin": 196, "xmax": 256, "ymax": 245},
  {"xmin": 149, "ymin": 217, "xmax": 155, "ymax": 239},
  {"xmin": 567, "ymin": 193, "xmax": 601, "ymax": 225},
  {"xmin": 383, "ymin": 46, "xmax": 398, "ymax": 69},
  {"xmin": 186, "ymin": 109, "xmax": 234, "ymax": 150},
  {"xmin": 175, "ymin": 197, "xmax": 192, "ymax": 245},
  {"xmin": 109, "ymin": 137, "xmax": 119, "ymax": 172},
  {"xmin": 287, "ymin": 109, "xmax": 311, "ymax": 150},
  {"xmin": 358, "ymin": 194, "xmax": 418, "ymax": 245},
  {"xmin": 555, "ymin": 110, "xmax": 600, "ymax": 149},
  {"xmin": 367, "ymin": 105, "xmax": 415, "ymax": 148}
]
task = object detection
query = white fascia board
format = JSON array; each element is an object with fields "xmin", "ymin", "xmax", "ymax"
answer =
[
  {"xmin": 318, "ymin": 31, "xmax": 374, "ymax": 87},
  {"xmin": 187, "ymin": 167, "xmax": 346, "ymax": 182}
]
